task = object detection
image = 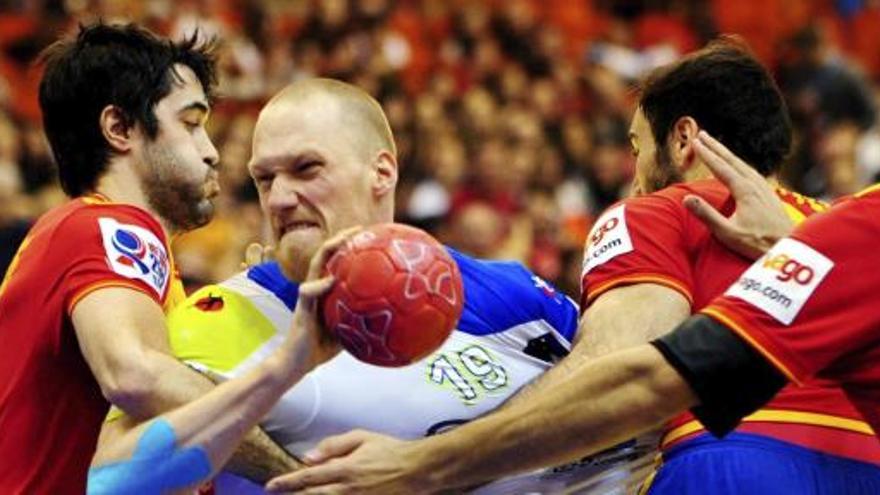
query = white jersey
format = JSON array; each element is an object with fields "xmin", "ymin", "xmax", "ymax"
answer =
[{"xmin": 168, "ymin": 249, "xmax": 580, "ymax": 492}]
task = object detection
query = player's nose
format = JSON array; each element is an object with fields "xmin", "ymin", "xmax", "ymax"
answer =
[
  {"xmin": 267, "ymin": 175, "xmax": 301, "ymax": 212},
  {"xmin": 202, "ymin": 137, "xmax": 220, "ymax": 169}
]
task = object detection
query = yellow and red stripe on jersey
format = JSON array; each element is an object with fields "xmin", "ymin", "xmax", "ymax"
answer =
[
  {"xmin": 774, "ymin": 186, "xmax": 829, "ymax": 220},
  {"xmin": 667, "ymin": 303, "xmax": 880, "ymax": 464},
  {"xmin": 661, "ymin": 410, "xmax": 879, "ymax": 465},
  {"xmin": 583, "ymin": 273, "xmax": 693, "ymax": 307},
  {"xmin": 854, "ymin": 182, "xmax": 880, "ymax": 199}
]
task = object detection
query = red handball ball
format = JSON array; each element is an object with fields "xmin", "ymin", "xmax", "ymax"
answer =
[{"xmin": 321, "ymin": 223, "xmax": 464, "ymax": 367}]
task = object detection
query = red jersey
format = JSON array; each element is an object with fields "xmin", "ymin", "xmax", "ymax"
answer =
[
  {"xmin": 580, "ymin": 179, "xmax": 880, "ymax": 464},
  {"xmin": 704, "ymin": 184, "xmax": 880, "ymax": 438},
  {"xmin": 0, "ymin": 195, "xmax": 184, "ymax": 494}
]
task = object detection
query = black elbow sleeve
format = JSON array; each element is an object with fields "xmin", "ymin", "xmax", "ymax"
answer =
[{"xmin": 651, "ymin": 315, "xmax": 788, "ymax": 438}]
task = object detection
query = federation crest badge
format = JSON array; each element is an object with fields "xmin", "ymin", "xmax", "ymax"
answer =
[{"xmin": 99, "ymin": 217, "xmax": 170, "ymax": 298}]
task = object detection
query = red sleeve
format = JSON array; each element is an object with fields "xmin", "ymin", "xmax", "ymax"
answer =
[
  {"xmin": 702, "ymin": 192, "xmax": 880, "ymax": 385},
  {"xmin": 580, "ymin": 190, "xmax": 694, "ymax": 309},
  {"xmin": 59, "ymin": 206, "xmax": 172, "ymax": 314}
]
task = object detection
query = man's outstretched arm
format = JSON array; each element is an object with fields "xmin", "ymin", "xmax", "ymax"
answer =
[
  {"xmin": 264, "ymin": 345, "xmax": 691, "ymax": 495},
  {"xmin": 84, "ymin": 228, "xmax": 359, "ymax": 494},
  {"xmin": 89, "ymin": 340, "xmax": 314, "ymax": 494},
  {"xmin": 503, "ymin": 283, "xmax": 690, "ymax": 407},
  {"xmin": 80, "ymin": 288, "xmax": 301, "ymax": 483},
  {"xmin": 267, "ymin": 315, "xmax": 787, "ymax": 494}
]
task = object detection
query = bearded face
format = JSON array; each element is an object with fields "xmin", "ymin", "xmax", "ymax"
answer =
[
  {"xmin": 629, "ymin": 108, "xmax": 685, "ymax": 196},
  {"xmin": 134, "ymin": 65, "xmax": 219, "ymax": 233},
  {"xmin": 639, "ymin": 145, "xmax": 684, "ymax": 195},
  {"xmin": 140, "ymin": 140, "xmax": 216, "ymax": 232}
]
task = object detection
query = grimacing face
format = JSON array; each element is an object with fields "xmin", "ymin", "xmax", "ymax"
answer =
[
  {"xmin": 628, "ymin": 107, "xmax": 682, "ymax": 195},
  {"xmin": 138, "ymin": 65, "xmax": 220, "ymax": 232},
  {"xmin": 248, "ymin": 99, "xmax": 379, "ymax": 282}
]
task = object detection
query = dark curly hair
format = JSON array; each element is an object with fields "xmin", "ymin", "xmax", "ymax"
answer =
[
  {"xmin": 639, "ymin": 37, "xmax": 792, "ymax": 177},
  {"xmin": 39, "ymin": 22, "xmax": 219, "ymax": 196}
]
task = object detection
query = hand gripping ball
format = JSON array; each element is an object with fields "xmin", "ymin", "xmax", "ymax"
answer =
[{"xmin": 322, "ymin": 223, "xmax": 464, "ymax": 366}]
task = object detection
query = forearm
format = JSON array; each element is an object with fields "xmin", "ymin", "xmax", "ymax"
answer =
[
  {"xmin": 501, "ymin": 343, "xmax": 588, "ymax": 408},
  {"xmin": 505, "ymin": 284, "xmax": 690, "ymax": 408},
  {"xmin": 91, "ymin": 349, "xmax": 307, "ymax": 493},
  {"xmin": 116, "ymin": 350, "xmax": 215, "ymax": 419},
  {"xmin": 109, "ymin": 350, "xmax": 300, "ymax": 481},
  {"xmin": 81, "ymin": 242, "xmax": 344, "ymax": 491},
  {"xmin": 231, "ymin": 428, "xmax": 303, "ymax": 481},
  {"xmin": 420, "ymin": 346, "xmax": 697, "ymax": 490},
  {"xmin": 161, "ymin": 352, "xmax": 302, "ymax": 470}
]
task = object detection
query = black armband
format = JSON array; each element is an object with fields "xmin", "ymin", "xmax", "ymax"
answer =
[{"xmin": 651, "ymin": 315, "xmax": 787, "ymax": 438}]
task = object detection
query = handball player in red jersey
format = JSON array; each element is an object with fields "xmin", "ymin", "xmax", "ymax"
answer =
[
  {"xmin": 0, "ymin": 22, "xmax": 219, "ymax": 493},
  {"xmin": 574, "ymin": 46, "xmax": 880, "ymax": 493},
  {"xmin": 0, "ymin": 23, "xmax": 305, "ymax": 493}
]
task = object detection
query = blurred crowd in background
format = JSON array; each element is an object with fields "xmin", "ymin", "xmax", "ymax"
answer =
[{"xmin": 2, "ymin": 0, "xmax": 880, "ymax": 297}]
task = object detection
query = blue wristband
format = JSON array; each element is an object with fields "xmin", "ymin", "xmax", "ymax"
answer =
[{"xmin": 88, "ymin": 418, "xmax": 212, "ymax": 494}]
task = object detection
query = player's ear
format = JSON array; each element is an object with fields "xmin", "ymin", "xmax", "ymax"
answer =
[
  {"xmin": 99, "ymin": 105, "xmax": 134, "ymax": 153},
  {"xmin": 668, "ymin": 116, "xmax": 699, "ymax": 170},
  {"xmin": 371, "ymin": 150, "xmax": 398, "ymax": 198}
]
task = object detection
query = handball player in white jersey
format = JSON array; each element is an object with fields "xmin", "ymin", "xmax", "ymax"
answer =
[{"xmin": 166, "ymin": 79, "xmax": 644, "ymax": 492}]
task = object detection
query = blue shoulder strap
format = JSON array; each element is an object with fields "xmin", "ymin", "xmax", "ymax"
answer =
[
  {"xmin": 447, "ymin": 248, "xmax": 579, "ymax": 343},
  {"xmin": 246, "ymin": 261, "xmax": 299, "ymax": 310}
]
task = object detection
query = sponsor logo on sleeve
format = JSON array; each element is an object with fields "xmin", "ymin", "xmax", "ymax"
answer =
[
  {"xmin": 725, "ymin": 238, "xmax": 834, "ymax": 325},
  {"xmin": 98, "ymin": 217, "xmax": 170, "ymax": 298},
  {"xmin": 581, "ymin": 204, "xmax": 633, "ymax": 277}
]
